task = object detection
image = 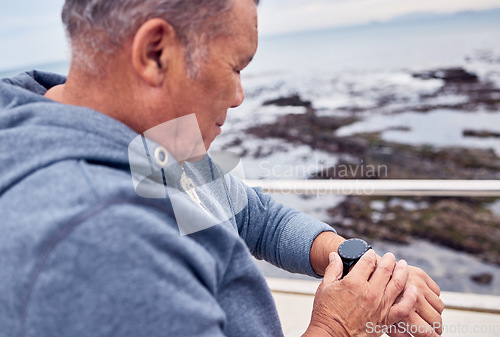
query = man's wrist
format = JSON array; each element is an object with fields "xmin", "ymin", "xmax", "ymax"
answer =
[{"xmin": 310, "ymin": 231, "xmax": 346, "ymax": 276}]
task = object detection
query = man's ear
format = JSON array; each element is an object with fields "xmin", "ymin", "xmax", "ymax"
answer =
[{"xmin": 131, "ymin": 18, "xmax": 179, "ymax": 86}]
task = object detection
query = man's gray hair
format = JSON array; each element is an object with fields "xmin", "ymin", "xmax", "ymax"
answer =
[{"xmin": 62, "ymin": 0, "xmax": 259, "ymax": 77}]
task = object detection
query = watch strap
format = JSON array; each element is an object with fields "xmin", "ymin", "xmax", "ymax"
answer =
[{"xmin": 341, "ymin": 259, "xmax": 353, "ymax": 278}]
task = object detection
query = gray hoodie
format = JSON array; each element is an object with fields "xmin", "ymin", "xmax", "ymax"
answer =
[{"xmin": 0, "ymin": 71, "xmax": 335, "ymax": 337}]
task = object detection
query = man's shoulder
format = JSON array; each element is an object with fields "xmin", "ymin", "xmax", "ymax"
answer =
[{"xmin": 1, "ymin": 70, "xmax": 66, "ymax": 96}]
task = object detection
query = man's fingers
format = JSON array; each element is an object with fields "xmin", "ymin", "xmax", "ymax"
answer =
[
  {"xmin": 409, "ymin": 265, "xmax": 441, "ymax": 296},
  {"xmin": 401, "ymin": 312, "xmax": 442, "ymax": 337},
  {"xmin": 425, "ymin": 272, "xmax": 441, "ymax": 296},
  {"xmin": 369, "ymin": 252, "xmax": 397, "ymax": 288},
  {"xmin": 387, "ymin": 286, "xmax": 418, "ymax": 324},
  {"xmin": 322, "ymin": 252, "xmax": 343, "ymax": 284},
  {"xmin": 424, "ymin": 287, "xmax": 445, "ymax": 315},
  {"xmin": 384, "ymin": 260, "xmax": 410, "ymax": 305},
  {"xmin": 405, "ymin": 267, "xmax": 444, "ymax": 333},
  {"xmin": 347, "ymin": 249, "xmax": 377, "ymax": 281},
  {"xmin": 414, "ymin": 291, "xmax": 444, "ymax": 335}
]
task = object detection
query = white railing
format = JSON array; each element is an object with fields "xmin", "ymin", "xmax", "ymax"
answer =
[{"xmin": 246, "ymin": 179, "xmax": 500, "ymax": 197}]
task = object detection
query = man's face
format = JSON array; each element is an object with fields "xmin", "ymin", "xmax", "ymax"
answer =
[{"xmin": 164, "ymin": 0, "xmax": 258, "ymax": 152}]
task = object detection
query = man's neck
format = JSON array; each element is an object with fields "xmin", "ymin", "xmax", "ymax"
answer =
[{"xmin": 44, "ymin": 67, "xmax": 141, "ymax": 132}]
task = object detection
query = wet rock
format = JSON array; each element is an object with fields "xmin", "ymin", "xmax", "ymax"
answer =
[
  {"xmin": 262, "ymin": 94, "xmax": 312, "ymax": 108},
  {"xmin": 463, "ymin": 129, "xmax": 500, "ymax": 138},
  {"xmin": 247, "ymin": 111, "xmax": 358, "ymax": 148},
  {"xmin": 471, "ymin": 273, "xmax": 494, "ymax": 285},
  {"xmin": 412, "ymin": 67, "xmax": 478, "ymax": 83},
  {"xmin": 312, "ymin": 135, "xmax": 500, "ymax": 180},
  {"xmin": 409, "ymin": 67, "xmax": 500, "ymax": 112}
]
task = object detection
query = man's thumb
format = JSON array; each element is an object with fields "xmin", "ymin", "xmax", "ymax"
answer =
[{"xmin": 322, "ymin": 252, "xmax": 343, "ymax": 284}]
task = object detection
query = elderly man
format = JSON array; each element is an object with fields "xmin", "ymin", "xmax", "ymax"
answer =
[{"xmin": 0, "ymin": 0, "xmax": 444, "ymax": 336}]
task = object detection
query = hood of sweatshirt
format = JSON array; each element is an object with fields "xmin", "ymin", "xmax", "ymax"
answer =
[{"xmin": 0, "ymin": 70, "xmax": 140, "ymax": 196}]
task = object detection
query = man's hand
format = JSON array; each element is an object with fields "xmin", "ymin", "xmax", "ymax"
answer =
[
  {"xmin": 310, "ymin": 232, "xmax": 445, "ymax": 337},
  {"xmin": 303, "ymin": 251, "xmax": 418, "ymax": 337},
  {"xmin": 387, "ymin": 266, "xmax": 445, "ymax": 337}
]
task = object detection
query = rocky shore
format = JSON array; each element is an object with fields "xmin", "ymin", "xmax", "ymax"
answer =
[{"xmin": 245, "ymin": 67, "xmax": 500, "ymax": 274}]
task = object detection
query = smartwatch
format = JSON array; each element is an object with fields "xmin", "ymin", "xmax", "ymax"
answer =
[{"xmin": 338, "ymin": 238, "xmax": 372, "ymax": 278}]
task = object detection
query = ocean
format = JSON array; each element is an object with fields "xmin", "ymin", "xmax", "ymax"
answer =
[{"xmin": 212, "ymin": 9, "xmax": 500, "ymax": 161}]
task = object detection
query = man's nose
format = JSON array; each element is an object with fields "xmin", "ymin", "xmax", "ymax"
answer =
[{"xmin": 231, "ymin": 79, "xmax": 245, "ymax": 108}]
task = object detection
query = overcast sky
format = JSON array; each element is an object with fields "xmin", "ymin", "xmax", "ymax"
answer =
[
  {"xmin": 257, "ymin": 0, "xmax": 500, "ymax": 35},
  {"xmin": 1, "ymin": 0, "xmax": 500, "ymax": 71}
]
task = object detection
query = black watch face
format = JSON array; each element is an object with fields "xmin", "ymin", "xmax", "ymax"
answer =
[{"xmin": 339, "ymin": 239, "xmax": 370, "ymax": 260}]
